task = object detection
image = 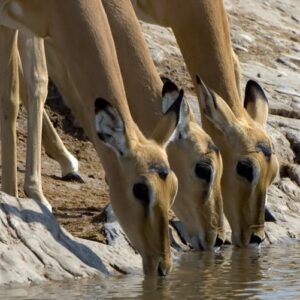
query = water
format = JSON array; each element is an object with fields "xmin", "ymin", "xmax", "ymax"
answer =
[{"xmin": 2, "ymin": 243, "xmax": 300, "ymax": 299}]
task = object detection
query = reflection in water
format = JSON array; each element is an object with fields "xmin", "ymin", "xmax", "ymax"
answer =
[{"xmin": 1, "ymin": 244, "xmax": 300, "ymax": 299}]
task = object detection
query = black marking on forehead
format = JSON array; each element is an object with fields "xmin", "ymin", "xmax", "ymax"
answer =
[
  {"xmin": 208, "ymin": 142, "xmax": 219, "ymax": 153},
  {"xmin": 149, "ymin": 164, "xmax": 169, "ymax": 180},
  {"xmin": 256, "ymin": 142, "xmax": 272, "ymax": 160}
]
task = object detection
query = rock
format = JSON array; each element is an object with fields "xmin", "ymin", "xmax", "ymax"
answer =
[
  {"xmin": 233, "ymin": 43, "xmax": 249, "ymax": 53},
  {"xmin": 268, "ymin": 115, "xmax": 300, "ymax": 156},
  {"xmin": 266, "ymin": 123, "xmax": 295, "ymax": 164},
  {"xmin": 241, "ymin": 62, "xmax": 300, "ymax": 103},
  {"xmin": 291, "ymin": 15, "xmax": 299, "ymax": 23},
  {"xmin": 268, "ymin": 116, "xmax": 300, "ymax": 161},
  {"xmin": 278, "ymin": 177, "xmax": 300, "ymax": 201},
  {"xmin": 269, "ymin": 102, "xmax": 300, "ymax": 119},
  {"xmin": 0, "ymin": 192, "xmax": 142, "ymax": 285},
  {"xmin": 169, "ymin": 224, "xmax": 190, "ymax": 252},
  {"xmin": 291, "ymin": 43, "xmax": 300, "ymax": 53},
  {"xmin": 170, "ymin": 219, "xmax": 191, "ymax": 247},
  {"xmin": 0, "ymin": 194, "xmax": 201, "ymax": 286},
  {"xmin": 292, "ymin": 98, "xmax": 300, "ymax": 111},
  {"xmin": 275, "ymin": 87, "xmax": 300, "ymax": 98},
  {"xmin": 240, "ymin": 33, "xmax": 255, "ymax": 44},
  {"xmin": 266, "ymin": 184, "xmax": 300, "ymax": 244}
]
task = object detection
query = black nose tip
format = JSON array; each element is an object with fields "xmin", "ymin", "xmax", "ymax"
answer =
[
  {"xmin": 215, "ymin": 236, "xmax": 224, "ymax": 247},
  {"xmin": 158, "ymin": 263, "xmax": 167, "ymax": 277},
  {"xmin": 250, "ymin": 234, "xmax": 262, "ymax": 244}
]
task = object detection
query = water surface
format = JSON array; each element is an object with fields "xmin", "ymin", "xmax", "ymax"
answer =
[{"xmin": 2, "ymin": 243, "xmax": 300, "ymax": 299}]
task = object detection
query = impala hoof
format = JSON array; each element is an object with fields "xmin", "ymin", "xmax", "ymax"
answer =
[{"xmin": 62, "ymin": 171, "xmax": 85, "ymax": 183}]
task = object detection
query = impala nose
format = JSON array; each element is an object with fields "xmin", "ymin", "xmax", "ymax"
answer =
[
  {"xmin": 250, "ymin": 234, "xmax": 263, "ymax": 245},
  {"xmin": 214, "ymin": 236, "xmax": 224, "ymax": 248},
  {"xmin": 158, "ymin": 260, "xmax": 171, "ymax": 276}
]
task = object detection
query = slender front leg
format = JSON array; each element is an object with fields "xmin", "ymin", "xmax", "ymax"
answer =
[
  {"xmin": 18, "ymin": 33, "xmax": 52, "ymax": 211},
  {"xmin": 0, "ymin": 26, "xmax": 19, "ymax": 197},
  {"xmin": 18, "ymin": 55, "xmax": 83, "ymax": 183},
  {"xmin": 42, "ymin": 111, "xmax": 83, "ymax": 182}
]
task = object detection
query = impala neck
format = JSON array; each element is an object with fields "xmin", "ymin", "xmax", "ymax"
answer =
[
  {"xmin": 47, "ymin": 1, "xmax": 137, "ymax": 137},
  {"xmin": 170, "ymin": 1, "xmax": 242, "ymax": 115},
  {"xmin": 4, "ymin": 0, "xmax": 138, "ymax": 142},
  {"xmin": 102, "ymin": 0, "xmax": 163, "ymax": 137}
]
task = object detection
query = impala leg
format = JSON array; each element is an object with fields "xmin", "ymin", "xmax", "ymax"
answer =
[
  {"xmin": 0, "ymin": 27, "xmax": 19, "ymax": 196},
  {"xmin": 42, "ymin": 111, "xmax": 83, "ymax": 182},
  {"xmin": 19, "ymin": 34, "xmax": 52, "ymax": 211},
  {"xmin": 19, "ymin": 57, "xmax": 83, "ymax": 184}
]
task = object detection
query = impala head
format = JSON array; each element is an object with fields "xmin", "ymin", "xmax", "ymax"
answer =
[
  {"xmin": 161, "ymin": 78, "xmax": 225, "ymax": 251},
  {"xmin": 196, "ymin": 76, "xmax": 279, "ymax": 247},
  {"xmin": 94, "ymin": 83, "xmax": 187, "ymax": 276}
]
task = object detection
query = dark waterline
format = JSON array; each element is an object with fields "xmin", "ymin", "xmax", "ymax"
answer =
[{"xmin": 2, "ymin": 243, "xmax": 300, "ymax": 299}]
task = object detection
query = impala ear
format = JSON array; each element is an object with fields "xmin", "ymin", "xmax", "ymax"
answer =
[
  {"xmin": 244, "ymin": 80, "xmax": 269, "ymax": 127},
  {"xmin": 195, "ymin": 75, "xmax": 239, "ymax": 135},
  {"xmin": 151, "ymin": 79, "xmax": 189, "ymax": 147},
  {"xmin": 95, "ymin": 98, "xmax": 129, "ymax": 157},
  {"xmin": 265, "ymin": 207, "xmax": 276, "ymax": 222}
]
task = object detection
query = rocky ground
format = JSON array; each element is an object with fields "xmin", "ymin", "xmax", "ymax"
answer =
[{"xmin": 0, "ymin": 0, "xmax": 299, "ymax": 248}]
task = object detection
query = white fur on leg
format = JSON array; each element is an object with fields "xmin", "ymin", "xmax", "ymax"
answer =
[{"xmin": 61, "ymin": 151, "xmax": 79, "ymax": 177}]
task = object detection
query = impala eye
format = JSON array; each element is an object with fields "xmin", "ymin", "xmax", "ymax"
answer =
[
  {"xmin": 195, "ymin": 160, "xmax": 213, "ymax": 183},
  {"xmin": 236, "ymin": 159, "xmax": 255, "ymax": 183},
  {"xmin": 133, "ymin": 182, "xmax": 151, "ymax": 206}
]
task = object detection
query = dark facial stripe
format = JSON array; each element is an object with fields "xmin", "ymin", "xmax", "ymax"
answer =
[
  {"xmin": 208, "ymin": 142, "xmax": 219, "ymax": 153},
  {"xmin": 256, "ymin": 142, "xmax": 272, "ymax": 160},
  {"xmin": 149, "ymin": 164, "xmax": 169, "ymax": 180}
]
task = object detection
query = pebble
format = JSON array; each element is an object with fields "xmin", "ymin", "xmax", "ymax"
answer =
[{"xmin": 240, "ymin": 33, "xmax": 255, "ymax": 44}]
